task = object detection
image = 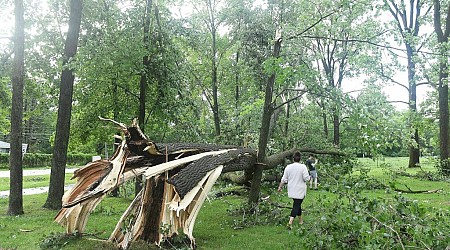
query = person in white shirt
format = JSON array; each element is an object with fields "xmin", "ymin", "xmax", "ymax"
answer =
[{"xmin": 277, "ymin": 151, "xmax": 311, "ymax": 229}]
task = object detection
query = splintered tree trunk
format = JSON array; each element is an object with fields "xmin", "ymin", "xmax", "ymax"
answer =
[
  {"xmin": 139, "ymin": 176, "xmax": 165, "ymax": 242},
  {"xmin": 44, "ymin": 0, "xmax": 82, "ymax": 210},
  {"xmin": 8, "ymin": 0, "xmax": 25, "ymax": 216}
]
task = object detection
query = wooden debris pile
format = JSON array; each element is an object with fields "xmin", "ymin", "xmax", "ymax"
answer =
[{"xmin": 55, "ymin": 118, "xmax": 257, "ymax": 249}]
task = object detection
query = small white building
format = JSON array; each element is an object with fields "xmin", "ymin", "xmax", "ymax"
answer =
[{"xmin": 0, "ymin": 140, "xmax": 28, "ymax": 154}]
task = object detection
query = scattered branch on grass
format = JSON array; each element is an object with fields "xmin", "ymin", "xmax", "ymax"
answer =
[
  {"xmin": 394, "ymin": 184, "xmax": 442, "ymax": 194},
  {"xmin": 346, "ymin": 195, "xmax": 405, "ymax": 250},
  {"xmin": 260, "ymin": 195, "xmax": 291, "ymax": 210},
  {"xmin": 364, "ymin": 212, "xmax": 405, "ymax": 250}
]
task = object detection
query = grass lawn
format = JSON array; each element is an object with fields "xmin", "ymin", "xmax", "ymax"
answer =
[
  {"xmin": 0, "ymin": 191, "xmax": 318, "ymax": 250},
  {"xmin": 355, "ymin": 157, "xmax": 450, "ymax": 209},
  {"xmin": 0, "ymin": 157, "xmax": 448, "ymax": 249}
]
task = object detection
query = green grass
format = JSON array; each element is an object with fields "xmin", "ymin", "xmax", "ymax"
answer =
[
  {"xmin": 0, "ymin": 190, "xmax": 330, "ymax": 250},
  {"xmin": 0, "ymin": 193, "xmax": 133, "ymax": 250},
  {"xmin": 354, "ymin": 157, "xmax": 450, "ymax": 209},
  {"xmin": 0, "ymin": 157, "xmax": 449, "ymax": 249}
]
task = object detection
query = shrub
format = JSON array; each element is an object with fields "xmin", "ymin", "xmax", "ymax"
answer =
[{"xmin": 0, "ymin": 152, "xmax": 94, "ymax": 169}]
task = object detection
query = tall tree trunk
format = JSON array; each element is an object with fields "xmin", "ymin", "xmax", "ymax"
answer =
[
  {"xmin": 136, "ymin": 0, "xmax": 152, "ymax": 196},
  {"xmin": 434, "ymin": 0, "xmax": 450, "ymax": 175},
  {"xmin": 248, "ymin": 30, "xmax": 282, "ymax": 205},
  {"xmin": 8, "ymin": 0, "xmax": 25, "ymax": 216},
  {"xmin": 322, "ymin": 110, "xmax": 328, "ymax": 139},
  {"xmin": 283, "ymin": 99, "xmax": 290, "ymax": 151},
  {"xmin": 384, "ymin": 0, "xmax": 424, "ymax": 168},
  {"xmin": 406, "ymin": 44, "xmax": 420, "ymax": 168},
  {"xmin": 316, "ymin": 100, "xmax": 328, "ymax": 139},
  {"xmin": 209, "ymin": 4, "xmax": 220, "ymax": 137},
  {"xmin": 44, "ymin": 0, "xmax": 82, "ymax": 210},
  {"xmin": 333, "ymin": 111, "xmax": 340, "ymax": 147},
  {"xmin": 235, "ymin": 50, "xmax": 240, "ymax": 108}
]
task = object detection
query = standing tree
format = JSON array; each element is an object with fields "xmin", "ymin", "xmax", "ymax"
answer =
[
  {"xmin": 299, "ymin": 0, "xmax": 382, "ymax": 148},
  {"xmin": 8, "ymin": 0, "xmax": 25, "ymax": 216},
  {"xmin": 188, "ymin": 0, "xmax": 227, "ymax": 138},
  {"xmin": 134, "ymin": 0, "xmax": 153, "ymax": 196},
  {"xmin": 433, "ymin": 0, "xmax": 450, "ymax": 175},
  {"xmin": 383, "ymin": 0, "xmax": 432, "ymax": 168},
  {"xmin": 248, "ymin": 28, "xmax": 283, "ymax": 205},
  {"xmin": 44, "ymin": 0, "xmax": 83, "ymax": 210}
]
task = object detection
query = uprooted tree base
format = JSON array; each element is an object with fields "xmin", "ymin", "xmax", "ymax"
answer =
[{"xmin": 55, "ymin": 118, "xmax": 345, "ymax": 249}]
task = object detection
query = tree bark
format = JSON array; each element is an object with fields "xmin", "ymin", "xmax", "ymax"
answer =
[
  {"xmin": 135, "ymin": 0, "xmax": 152, "ymax": 196},
  {"xmin": 407, "ymin": 43, "xmax": 420, "ymax": 168},
  {"xmin": 384, "ymin": 0, "xmax": 424, "ymax": 168},
  {"xmin": 235, "ymin": 50, "xmax": 240, "ymax": 108},
  {"xmin": 8, "ymin": 0, "xmax": 25, "ymax": 216},
  {"xmin": 434, "ymin": 0, "xmax": 450, "ymax": 175},
  {"xmin": 207, "ymin": 0, "xmax": 221, "ymax": 137},
  {"xmin": 333, "ymin": 111, "xmax": 340, "ymax": 147},
  {"xmin": 248, "ymin": 29, "xmax": 282, "ymax": 205},
  {"xmin": 44, "ymin": 0, "xmax": 82, "ymax": 210}
]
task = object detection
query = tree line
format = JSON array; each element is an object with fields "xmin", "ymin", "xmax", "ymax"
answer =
[{"xmin": 1, "ymin": 0, "xmax": 449, "ymax": 216}]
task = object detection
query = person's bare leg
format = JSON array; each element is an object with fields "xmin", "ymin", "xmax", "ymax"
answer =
[
  {"xmin": 314, "ymin": 178, "xmax": 318, "ymax": 189},
  {"xmin": 298, "ymin": 215, "xmax": 303, "ymax": 224},
  {"xmin": 309, "ymin": 179, "xmax": 312, "ymax": 188},
  {"xmin": 287, "ymin": 216, "xmax": 295, "ymax": 229},
  {"xmin": 289, "ymin": 216, "xmax": 295, "ymax": 225}
]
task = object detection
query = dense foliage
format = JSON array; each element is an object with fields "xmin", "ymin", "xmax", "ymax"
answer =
[
  {"xmin": 0, "ymin": 152, "xmax": 94, "ymax": 169},
  {"xmin": 1, "ymin": 0, "xmax": 448, "ymax": 161}
]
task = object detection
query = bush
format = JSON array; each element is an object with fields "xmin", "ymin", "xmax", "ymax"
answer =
[{"xmin": 0, "ymin": 152, "xmax": 94, "ymax": 169}]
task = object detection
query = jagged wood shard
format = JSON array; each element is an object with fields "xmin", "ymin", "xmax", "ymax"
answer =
[{"xmin": 55, "ymin": 119, "xmax": 257, "ymax": 249}]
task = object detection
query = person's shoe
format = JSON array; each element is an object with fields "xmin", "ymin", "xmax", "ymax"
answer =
[{"xmin": 286, "ymin": 223, "xmax": 292, "ymax": 230}]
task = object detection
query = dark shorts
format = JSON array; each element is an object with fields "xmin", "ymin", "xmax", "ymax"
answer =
[
  {"xmin": 290, "ymin": 198, "xmax": 304, "ymax": 217},
  {"xmin": 310, "ymin": 170, "xmax": 317, "ymax": 179}
]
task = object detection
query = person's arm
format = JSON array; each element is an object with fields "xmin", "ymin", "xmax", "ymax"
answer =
[
  {"xmin": 278, "ymin": 181, "xmax": 285, "ymax": 192},
  {"xmin": 303, "ymin": 166, "xmax": 311, "ymax": 182},
  {"xmin": 278, "ymin": 168, "xmax": 288, "ymax": 191}
]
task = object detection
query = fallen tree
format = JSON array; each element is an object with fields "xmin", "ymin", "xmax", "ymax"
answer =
[{"xmin": 55, "ymin": 118, "xmax": 345, "ymax": 249}]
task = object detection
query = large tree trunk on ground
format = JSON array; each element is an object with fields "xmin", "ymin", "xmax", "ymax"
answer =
[
  {"xmin": 44, "ymin": 0, "xmax": 83, "ymax": 210},
  {"xmin": 8, "ymin": 0, "xmax": 25, "ymax": 216}
]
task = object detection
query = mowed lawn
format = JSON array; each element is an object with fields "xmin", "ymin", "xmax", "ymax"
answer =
[{"xmin": 357, "ymin": 157, "xmax": 450, "ymax": 209}]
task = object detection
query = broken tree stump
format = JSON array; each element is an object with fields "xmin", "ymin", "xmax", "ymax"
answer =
[{"xmin": 55, "ymin": 118, "xmax": 257, "ymax": 249}]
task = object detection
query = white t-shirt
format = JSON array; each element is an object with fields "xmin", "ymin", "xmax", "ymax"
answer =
[{"xmin": 281, "ymin": 162, "xmax": 311, "ymax": 199}]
